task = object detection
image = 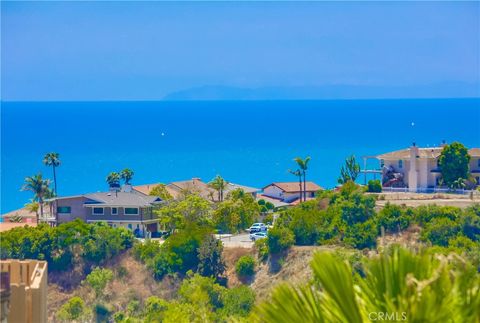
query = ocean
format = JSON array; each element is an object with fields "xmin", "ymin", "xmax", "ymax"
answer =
[{"xmin": 1, "ymin": 98, "xmax": 480, "ymax": 215}]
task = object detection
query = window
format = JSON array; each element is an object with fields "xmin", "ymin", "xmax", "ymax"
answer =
[
  {"xmin": 478, "ymin": 159, "xmax": 480, "ymax": 167},
  {"xmin": 57, "ymin": 206, "xmax": 71, "ymax": 214},
  {"xmin": 125, "ymin": 207, "xmax": 139, "ymax": 215},
  {"xmin": 380, "ymin": 159, "xmax": 384, "ymax": 167},
  {"xmin": 398, "ymin": 160, "xmax": 403, "ymax": 169},
  {"xmin": 128, "ymin": 224, "xmax": 133, "ymax": 230},
  {"xmin": 92, "ymin": 207, "xmax": 104, "ymax": 215},
  {"xmin": 437, "ymin": 159, "xmax": 441, "ymax": 167},
  {"xmin": 111, "ymin": 207, "xmax": 118, "ymax": 215}
]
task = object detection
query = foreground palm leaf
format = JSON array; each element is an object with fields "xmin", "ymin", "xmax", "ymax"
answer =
[{"xmin": 254, "ymin": 247, "xmax": 480, "ymax": 323}]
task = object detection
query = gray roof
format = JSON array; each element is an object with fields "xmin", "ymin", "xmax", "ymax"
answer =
[
  {"xmin": 84, "ymin": 192, "xmax": 161, "ymax": 207},
  {"xmin": 54, "ymin": 191, "xmax": 161, "ymax": 207}
]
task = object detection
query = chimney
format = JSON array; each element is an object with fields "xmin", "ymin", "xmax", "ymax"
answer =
[
  {"xmin": 411, "ymin": 142, "xmax": 419, "ymax": 158},
  {"xmin": 109, "ymin": 183, "xmax": 121, "ymax": 192},
  {"xmin": 122, "ymin": 184, "xmax": 132, "ymax": 193},
  {"xmin": 408, "ymin": 142, "xmax": 419, "ymax": 192},
  {"xmin": 192, "ymin": 177, "xmax": 201, "ymax": 184}
]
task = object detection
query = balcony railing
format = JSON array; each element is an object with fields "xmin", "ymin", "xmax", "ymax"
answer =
[{"xmin": 381, "ymin": 187, "xmax": 478, "ymax": 195}]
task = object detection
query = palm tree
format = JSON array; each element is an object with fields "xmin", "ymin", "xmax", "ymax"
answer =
[
  {"xmin": 24, "ymin": 200, "xmax": 39, "ymax": 218},
  {"xmin": 294, "ymin": 156, "xmax": 311, "ymax": 201},
  {"xmin": 106, "ymin": 172, "xmax": 121, "ymax": 190},
  {"xmin": 43, "ymin": 152, "xmax": 61, "ymax": 196},
  {"xmin": 120, "ymin": 168, "xmax": 134, "ymax": 185},
  {"xmin": 208, "ymin": 175, "xmax": 228, "ymax": 202},
  {"xmin": 288, "ymin": 169, "xmax": 302, "ymax": 201},
  {"xmin": 450, "ymin": 177, "xmax": 466, "ymax": 190},
  {"xmin": 254, "ymin": 247, "xmax": 480, "ymax": 322},
  {"xmin": 21, "ymin": 174, "xmax": 51, "ymax": 224}
]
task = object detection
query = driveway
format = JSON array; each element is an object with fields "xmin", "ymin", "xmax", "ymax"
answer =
[{"xmin": 217, "ymin": 233, "xmax": 254, "ymax": 248}]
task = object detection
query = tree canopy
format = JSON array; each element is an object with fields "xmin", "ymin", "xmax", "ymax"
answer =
[
  {"xmin": 439, "ymin": 142, "xmax": 470, "ymax": 187},
  {"xmin": 338, "ymin": 155, "xmax": 360, "ymax": 184}
]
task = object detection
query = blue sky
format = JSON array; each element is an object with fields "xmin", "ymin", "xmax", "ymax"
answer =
[{"xmin": 2, "ymin": 1, "xmax": 479, "ymax": 101}]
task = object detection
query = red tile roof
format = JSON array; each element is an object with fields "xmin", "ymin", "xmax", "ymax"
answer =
[{"xmin": 263, "ymin": 181, "xmax": 323, "ymax": 193}]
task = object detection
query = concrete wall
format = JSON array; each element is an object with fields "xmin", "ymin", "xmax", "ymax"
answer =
[{"xmin": 0, "ymin": 260, "xmax": 47, "ymax": 323}]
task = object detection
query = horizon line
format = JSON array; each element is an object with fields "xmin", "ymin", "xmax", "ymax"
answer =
[{"xmin": 2, "ymin": 97, "xmax": 480, "ymax": 104}]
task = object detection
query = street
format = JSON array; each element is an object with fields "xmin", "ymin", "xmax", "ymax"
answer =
[{"xmin": 216, "ymin": 233, "xmax": 254, "ymax": 248}]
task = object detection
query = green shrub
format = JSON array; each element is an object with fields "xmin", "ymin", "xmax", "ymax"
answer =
[
  {"xmin": 127, "ymin": 300, "xmax": 141, "ymax": 317},
  {"xmin": 143, "ymin": 296, "xmax": 169, "ymax": 322},
  {"xmin": 85, "ymin": 267, "xmax": 114, "ymax": 298},
  {"xmin": 56, "ymin": 296, "xmax": 91, "ymax": 322},
  {"xmin": 267, "ymin": 227, "xmax": 294, "ymax": 254},
  {"xmin": 376, "ymin": 203, "xmax": 411, "ymax": 233},
  {"xmin": 367, "ymin": 180, "xmax": 382, "ymax": 193},
  {"xmin": 221, "ymin": 285, "xmax": 255, "ymax": 317},
  {"xmin": 254, "ymin": 238, "xmax": 269, "ymax": 261},
  {"xmin": 133, "ymin": 239, "xmax": 161, "ymax": 261},
  {"xmin": 282, "ymin": 204, "xmax": 325, "ymax": 245},
  {"xmin": 0, "ymin": 220, "xmax": 134, "ymax": 272},
  {"xmin": 343, "ymin": 220, "xmax": 378, "ymax": 249},
  {"xmin": 414, "ymin": 205, "xmax": 462, "ymax": 225},
  {"xmin": 264, "ymin": 213, "xmax": 274, "ymax": 224},
  {"xmin": 178, "ymin": 273, "xmax": 224, "ymax": 310},
  {"xmin": 235, "ymin": 255, "xmax": 255, "ymax": 277},
  {"xmin": 139, "ymin": 224, "xmax": 211, "ymax": 280},
  {"xmin": 197, "ymin": 234, "xmax": 226, "ymax": 278},
  {"xmin": 422, "ymin": 217, "xmax": 462, "ymax": 247},
  {"xmin": 213, "ymin": 190, "xmax": 260, "ymax": 233}
]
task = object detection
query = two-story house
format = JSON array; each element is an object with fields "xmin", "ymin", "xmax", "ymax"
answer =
[
  {"xmin": 52, "ymin": 189, "xmax": 162, "ymax": 237},
  {"xmin": 377, "ymin": 143, "xmax": 480, "ymax": 191}
]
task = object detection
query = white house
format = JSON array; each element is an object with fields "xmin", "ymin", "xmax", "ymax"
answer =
[
  {"xmin": 262, "ymin": 182, "xmax": 323, "ymax": 203},
  {"xmin": 377, "ymin": 143, "xmax": 480, "ymax": 191}
]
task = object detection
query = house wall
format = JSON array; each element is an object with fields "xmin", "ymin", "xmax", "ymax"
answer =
[
  {"xmin": 470, "ymin": 158, "xmax": 480, "ymax": 171},
  {"xmin": 85, "ymin": 207, "xmax": 153, "ymax": 221},
  {"xmin": 426, "ymin": 159, "xmax": 439, "ymax": 187},
  {"xmin": 262, "ymin": 185, "xmax": 315, "ymax": 202},
  {"xmin": 56, "ymin": 197, "xmax": 88, "ymax": 223},
  {"xmin": 283, "ymin": 192, "xmax": 301, "ymax": 202},
  {"xmin": 263, "ymin": 185, "xmax": 285, "ymax": 200}
]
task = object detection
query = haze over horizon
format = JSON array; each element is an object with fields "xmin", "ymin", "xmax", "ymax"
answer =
[{"xmin": 2, "ymin": 1, "xmax": 479, "ymax": 101}]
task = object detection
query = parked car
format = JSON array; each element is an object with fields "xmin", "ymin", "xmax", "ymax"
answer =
[
  {"xmin": 248, "ymin": 223, "xmax": 267, "ymax": 233},
  {"xmin": 250, "ymin": 231, "xmax": 267, "ymax": 241}
]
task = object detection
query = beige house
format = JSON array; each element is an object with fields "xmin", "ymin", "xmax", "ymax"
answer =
[
  {"xmin": 0, "ymin": 260, "xmax": 48, "ymax": 323},
  {"xmin": 377, "ymin": 144, "xmax": 480, "ymax": 191},
  {"xmin": 134, "ymin": 178, "xmax": 259, "ymax": 201}
]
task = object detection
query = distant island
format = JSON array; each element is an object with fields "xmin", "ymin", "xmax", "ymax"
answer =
[{"xmin": 163, "ymin": 82, "xmax": 480, "ymax": 101}]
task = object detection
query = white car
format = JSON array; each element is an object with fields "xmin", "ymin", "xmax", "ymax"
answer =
[
  {"xmin": 248, "ymin": 223, "xmax": 267, "ymax": 233},
  {"xmin": 250, "ymin": 232, "xmax": 267, "ymax": 241}
]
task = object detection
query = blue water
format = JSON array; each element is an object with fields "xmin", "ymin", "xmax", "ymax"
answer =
[{"xmin": 2, "ymin": 99, "xmax": 480, "ymax": 215}]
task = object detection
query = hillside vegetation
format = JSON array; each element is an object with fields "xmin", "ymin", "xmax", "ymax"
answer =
[{"xmin": 1, "ymin": 182, "xmax": 479, "ymax": 322}]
